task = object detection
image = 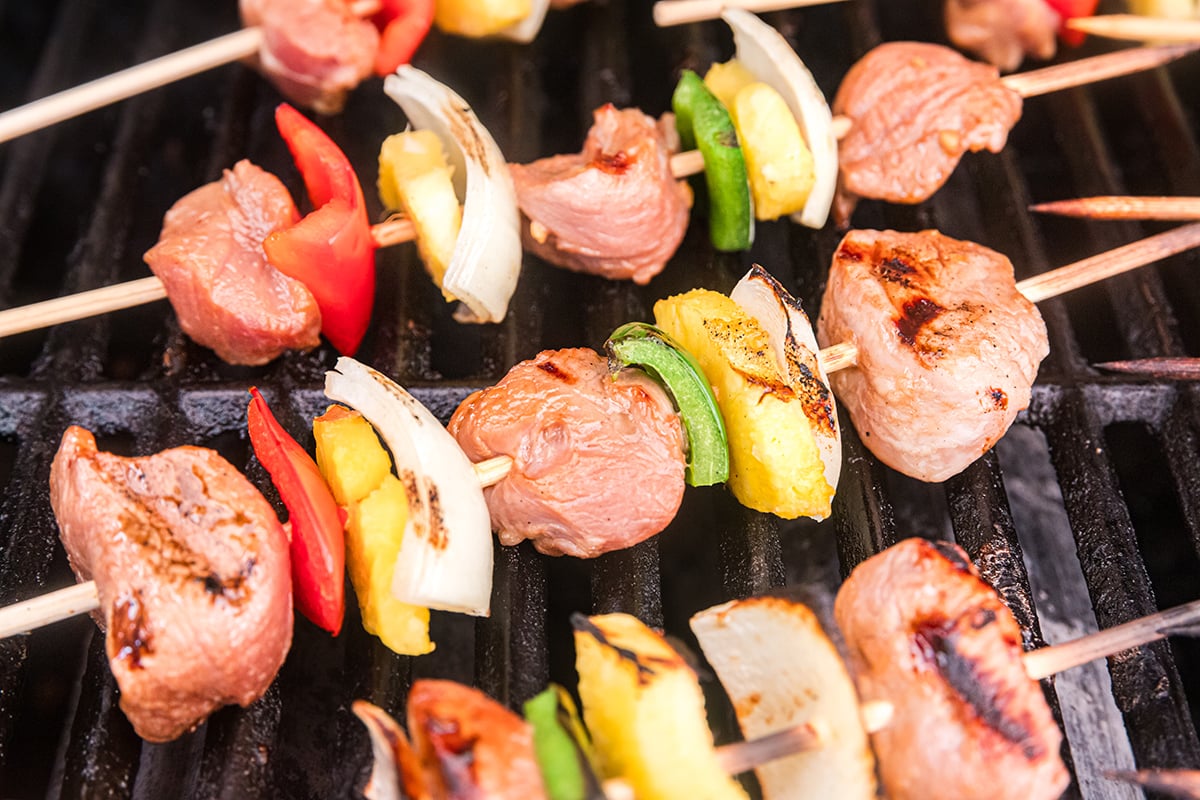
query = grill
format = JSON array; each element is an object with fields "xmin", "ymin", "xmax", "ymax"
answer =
[{"xmin": 1, "ymin": 0, "xmax": 1199, "ymax": 797}]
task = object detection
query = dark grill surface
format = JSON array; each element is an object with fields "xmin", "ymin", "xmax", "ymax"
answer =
[{"xmin": 2, "ymin": 0, "xmax": 1200, "ymax": 797}]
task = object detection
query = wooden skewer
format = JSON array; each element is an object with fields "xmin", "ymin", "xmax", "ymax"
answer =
[
  {"xmin": 652, "ymin": 0, "xmax": 846, "ymax": 28},
  {"xmin": 1067, "ymin": 14, "xmax": 1200, "ymax": 44},
  {"xmin": 0, "ymin": 0, "xmax": 382, "ymax": 145},
  {"xmin": 1095, "ymin": 357, "xmax": 1200, "ymax": 380},
  {"xmin": 1105, "ymin": 768, "xmax": 1200, "ymax": 797},
  {"xmin": 1030, "ymin": 195, "xmax": 1200, "ymax": 221},
  {"xmin": 816, "ymin": 222, "xmax": 1200, "ymax": 373}
]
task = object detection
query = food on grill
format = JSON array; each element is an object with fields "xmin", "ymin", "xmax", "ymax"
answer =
[
  {"xmin": 354, "ymin": 681, "xmax": 548, "ymax": 800},
  {"xmin": 944, "ymin": 0, "xmax": 1061, "ymax": 72},
  {"xmin": 313, "ymin": 404, "xmax": 433, "ymax": 655},
  {"xmin": 573, "ymin": 612, "xmax": 750, "ymax": 800},
  {"xmin": 248, "ymin": 388, "xmax": 345, "ymax": 635},
  {"xmin": 449, "ymin": 347, "xmax": 687, "ymax": 558},
  {"xmin": 325, "ymin": 356, "xmax": 493, "ymax": 615},
  {"xmin": 383, "ymin": 66, "xmax": 522, "ymax": 323},
  {"xmin": 524, "ymin": 685, "xmax": 606, "ymax": 800},
  {"xmin": 655, "ymin": 266, "xmax": 841, "ymax": 520},
  {"xmin": 835, "ymin": 537, "xmax": 1069, "ymax": 800},
  {"xmin": 510, "ymin": 105, "xmax": 691, "ymax": 284},
  {"xmin": 48, "ymin": 426, "xmax": 293, "ymax": 742},
  {"xmin": 690, "ymin": 596, "xmax": 878, "ymax": 800},
  {"xmin": 143, "ymin": 160, "xmax": 321, "ymax": 366},
  {"xmin": 435, "ymin": 0, "xmax": 533, "ymax": 38},
  {"xmin": 816, "ymin": 229, "xmax": 1048, "ymax": 483},
  {"xmin": 833, "ymin": 42, "xmax": 1023, "ymax": 222}
]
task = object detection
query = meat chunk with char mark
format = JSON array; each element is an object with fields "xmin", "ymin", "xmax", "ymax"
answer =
[
  {"xmin": 816, "ymin": 229, "xmax": 1048, "ymax": 483},
  {"xmin": 510, "ymin": 105, "xmax": 691, "ymax": 285},
  {"xmin": 144, "ymin": 160, "xmax": 321, "ymax": 366},
  {"xmin": 945, "ymin": 0, "xmax": 1061, "ymax": 73},
  {"xmin": 449, "ymin": 348, "xmax": 686, "ymax": 558},
  {"xmin": 49, "ymin": 426, "xmax": 293, "ymax": 742},
  {"xmin": 240, "ymin": 0, "xmax": 378, "ymax": 115},
  {"xmin": 835, "ymin": 538, "xmax": 1068, "ymax": 800},
  {"xmin": 833, "ymin": 42, "xmax": 1022, "ymax": 224}
]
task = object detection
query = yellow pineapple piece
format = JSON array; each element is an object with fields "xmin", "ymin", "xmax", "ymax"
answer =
[
  {"xmin": 434, "ymin": 0, "xmax": 532, "ymax": 39},
  {"xmin": 378, "ymin": 130, "xmax": 462, "ymax": 290},
  {"xmin": 702, "ymin": 59, "xmax": 757, "ymax": 110},
  {"xmin": 313, "ymin": 405, "xmax": 393, "ymax": 506},
  {"xmin": 654, "ymin": 289, "xmax": 833, "ymax": 519},
  {"xmin": 573, "ymin": 613, "xmax": 748, "ymax": 800},
  {"xmin": 347, "ymin": 475, "xmax": 433, "ymax": 656}
]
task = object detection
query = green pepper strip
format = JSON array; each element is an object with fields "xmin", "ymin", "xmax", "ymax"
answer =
[
  {"xmin": 671, "ymin": 70, "xmax": 753, "ymax": 252},
  {"xmin": 606, "ymin": 322, "xmax": 730, "ymax": 488},
  {"xmin": 524, "ymin": 686, "xmax": 605, "ymax": 800}
]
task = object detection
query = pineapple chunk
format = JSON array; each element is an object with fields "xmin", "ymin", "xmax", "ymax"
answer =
[
  {"xmin": 654, "ymin": 289, "xmax": 834, "ymax": 519},
  {"xmin": 313, "ymin": 405, "xmax": 433, "ymax": 656},
  {"xmin": 573, "ymin": 613, "xmax": 749, "ymax": 800},
  {"xmin": 378, "ymin": 130, "xmax": 462, "ymax": 290},
  {"xmin": 434, "ymin": 0, "xmax": 532, "ymax": 39},
  {"xmin": 348, "ymin": 475, "xmax": 433, "ymax": 656},
  {"xmin": 313, "ymin": 405, "xmax": 393, "ymax": 506},
  {"xmin": 705, "ymin": 61, "xmax": 814, "ymax": 221}
]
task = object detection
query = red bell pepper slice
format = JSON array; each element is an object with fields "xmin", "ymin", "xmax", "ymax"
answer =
[
  {"xmin": 247, "ymin": 387, "xmax": 345, "ymax": 636},
  {"xmin": 372, "ymin": 0, "xmax": 434, "ymax": 75},
  {"xmin": 264, "ymin": 104, "xmax": 376, "ymax": 356},
  {"xmin": 1043, "ymin": 0, "xmax": 1099, "ymax": 46}
]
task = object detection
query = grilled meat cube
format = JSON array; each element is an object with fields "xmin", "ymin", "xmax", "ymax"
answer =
[
  {"xmin": 945, "ymin": 0, "xmax": 1061, "ymax": 73},
  {"xmin": 509, "ymin": 105, "xmax": 690, "ymax": 285},
  {"xmin": 143, "ymin": 160, "xmax": 321, "ymax": 366},
  {"xmin": 816, "ymin": 229, "xmax": 1048, "ymax": 483},
  {"xmin": 239, "ymin": 0, "xmax": 378, "ymax": 115},
  {"xmin": 835, "ymin": 538, "xmax": 1068, "ymax": 800},
  {"xmin": 448, "ymin": 348, "xmax": 686, "ymax": 558},
  {"xmin": 49, "ymin": 426, "xmax": 293, "ymax": 742},
  {"xmin": 833, "ymin": 42, "xmax": 1022, "ymax": 223}
]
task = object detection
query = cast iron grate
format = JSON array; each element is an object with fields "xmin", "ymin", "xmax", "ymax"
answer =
[{"xmin": 0, "ymin": 0, "xmax": 1199, "ymax": 797}]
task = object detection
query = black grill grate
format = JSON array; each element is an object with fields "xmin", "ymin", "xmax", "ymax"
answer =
[{"xmin": 2, "ymin": 0, "xmax": 1200, "ymax": 797}]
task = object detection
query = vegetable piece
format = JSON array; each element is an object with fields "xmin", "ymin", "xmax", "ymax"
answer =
[
  {"xmin": 605, "ymin": 322, "xmax": 729, "ymax": 487},
  {"xmin": 324, "ymin": 356, "xmax": 493, "ymax": 616},
  {"xmin": 383, "ymin": 67, "xmax": 522, "ymax": 323},
  {"xmin": 247, "ymin": 387, "xmax": 345, "ymax": 635},
  {"xmin": 1045, "ymin": 0, "xmax": 1101, "ymax": 45},
  {"xmin": 433, "ymin": 0, "xmax": 532, "ymax": 40},
  {"xmin": 672, "ymin": 70, "xmax": 753, "ymax": 252},
  {"xmin": 313, "ymin": 406, "xmax": 433, "ymax": 656},
  {"xmin": 264, "ymin": 104, "xmax": 376, "ymax": 356},
  {"xmin": 573, "ymin": 613, "xmax": 749, "ymax": 800},
  {"xmin": 408, "ymin": 679, "xmax": 549, "ymax": 799},
  {"xmin": 722, "ymin": 9, "xmax": 837, "ymax": 229},
  {"xmin": 654, "ymin": 280, "xmax": 836, "ymax": 519},
  {"xmin": 378, "ymin": 130, "xmax": 463, "ymax": 292},
  {"xmin": 372, "ymin": 0, "xmax": 435, "ymax": 75},
  {"xmin": 497, "ymin": 0, "xmax": 552, "ymax": 42},
  {"xmin": 691, "ymin": 597, "xmax": 877, "ymax": 800},
  {"xmin": 353, "ymin": 700, "xmax": 434, "ymax": 800},
  {"xmin": 524, "ymin": 686, "xmax": 606, "ymax": 800}
]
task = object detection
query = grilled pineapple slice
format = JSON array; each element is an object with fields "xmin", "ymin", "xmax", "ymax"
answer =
[
  {"xmin": 314, "ymin": 406, "xmax": 433, "ymax": 656},
  {"xmin": 573, "ymin": 613, "xmax": 749, "ymax": 800},
  {"xmin": 434, "ymin": 0, "xmax": 533, "ymax": 39},
  {"xmin": 654, "ymin": 289, "xmax": 834, "ymax": 519},
  {"xmin": 704, "ymin": 61, "xmax": 815, "ymax": 221},
  {"xmin": 378, "ymin": 130, "xmax": 462, "ymax": 291}
]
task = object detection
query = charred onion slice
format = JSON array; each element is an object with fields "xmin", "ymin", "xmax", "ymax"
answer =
[
  {"xmin": 691, "ymin": 597, "xmax": 877, "ymax": 800},
  {"xmin": 383, "ymin": 66, "xmax": 522, "ymax": 323},
  {"xmin": 722, "ymin": 9, "xmax": 836, "ymax": 229},
  {"xmin": 324, "ymin": 356, "xmax": 492, "ymax": 616},
  {"xmin": 605, "ymin": 322, "xmax": 729, "ymax": 487}
]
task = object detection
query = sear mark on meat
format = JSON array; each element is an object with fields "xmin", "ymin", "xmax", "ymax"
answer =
[
  {"xmin": 832, "ymin": 42, "xmax": 1022, "ymax": 224},
  {"xmin": 510, "ymin": 105, "xmax": 691, "ymax": 285},
  {"xmin": 449, "ymin": 348, "xmax": 685, "ymax": 558},
  {"xmin": 50, "ymin": 426, "xmax": 293, "ymax": 742},
  {"xmin": 816, "ymin": 229, "xmax": 1048, "ymax": 483},
  {"xmin": 144, "ymin": 160, "xmax": 321, "ymax": 366},
  {"xmin": 945, "ymin": 0, "xmax": 1061, "ymax": 73}
]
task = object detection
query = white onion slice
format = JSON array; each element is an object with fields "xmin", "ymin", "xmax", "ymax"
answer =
[
  {"xmin": 731, "ymin": 266, "xmax": 841, "ymax": 495},
  {"xmin": 691, "ymin": 597, "xmax": 877, "ymax": 800},
  {"xmin": 383, "ymin": 66, "xmax": 522, "ymax": 323},
  {"xmin": 497, "ymin": 0, "xmax": 551, "ymax": 43},
  {"xmin": 722, "ymin": 9, "xmax": 836, "ymax": 229},
  {"xmin": 325, "ymin": 356, "xmax": 493, "ymax": 616}
]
